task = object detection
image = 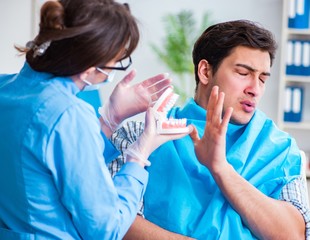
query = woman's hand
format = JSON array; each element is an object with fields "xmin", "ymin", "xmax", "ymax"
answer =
[{"xmin": 99, "ymin": 69, "xmax": 172, "ymax": 133}]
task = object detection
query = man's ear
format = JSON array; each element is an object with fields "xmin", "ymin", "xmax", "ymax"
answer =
[{"xmin": 197, "ymin": 59, "xmax": 211, "ymax": 86}]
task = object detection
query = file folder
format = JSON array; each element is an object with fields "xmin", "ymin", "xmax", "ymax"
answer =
[
  {"xmin": 286, "ymin": 40, "xmax": 294, "ymax": 75},
  {"xmin": 287, "ymin": 0, "xmax": 310, "ymax": 29},
  {"xmin": 284, "ymin": 86, "xmax": 304, "ymax": 122},
  {"xmin": 293, "ymin": 40, "xmax": 303, "ymax": 75},
  {"xmin": 302, "ymin": 41, "xmax": 310, "ymax": 75},
  {"xmin": 288, "ymin": 0, "xmax": 296, "ymax": 28}
]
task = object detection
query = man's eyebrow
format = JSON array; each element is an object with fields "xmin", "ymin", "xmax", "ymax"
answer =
[{"xmin": 236, "ymin": 63, "xmax": 271, "ymax": 76}]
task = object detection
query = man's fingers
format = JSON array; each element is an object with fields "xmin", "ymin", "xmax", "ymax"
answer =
[
  {"xmin": 206, "ymin": 86, "xmax": 218, "ymax": 124},
  {"xmin": 189, "ymin": 126, "xmax": 200, "ymax": 144},
  {"xmin": 212, "ymin": 91, "xmax": 225, "ymax": 126},
  {"xmin": 220, "ymin": 107, "xmax": 233, "ymax": 135}
]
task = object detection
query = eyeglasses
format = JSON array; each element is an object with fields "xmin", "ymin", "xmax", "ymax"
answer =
[
  {"xmin": 95, "ymin": 56, "xmax": 132, "ymax": 84},
  {"xmin": 97, "ymin": 56, "xmax": 132, "ymax": 71}
]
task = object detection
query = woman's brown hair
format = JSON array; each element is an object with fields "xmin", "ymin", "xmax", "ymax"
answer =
[{"xmin": 17, "ymin": 0, "xmax": 139, "ymax": 76}]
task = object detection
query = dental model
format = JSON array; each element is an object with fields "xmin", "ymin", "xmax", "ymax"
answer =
[{"xmin": 152, "ymin": 88, "xmax": 189, "ymax": 134}]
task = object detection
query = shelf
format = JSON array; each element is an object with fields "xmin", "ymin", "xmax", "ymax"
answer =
[
  {"xmin": 287, "ymin": 29, "xmax": 310, "ymax": 35},
  {"xmin": 282, "ymin": 121, "xmax": 310, "ymax": 130},
  {"xmin": 279, "ymin": 0, "xmax": 310, "ymax": 150},
  {"xmin": 285, "ymin": 75, "xmax": 310, "ymax": 83}
]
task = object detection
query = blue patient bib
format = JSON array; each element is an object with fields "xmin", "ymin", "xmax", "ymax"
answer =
[{"xmin": 144, "ymin": 98, "xmax": 301, "ymax": 239}]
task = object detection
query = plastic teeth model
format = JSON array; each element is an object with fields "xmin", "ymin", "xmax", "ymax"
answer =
[{"xmin": 152, "ymin": 87, "xmax": 189, "ymax": 134}]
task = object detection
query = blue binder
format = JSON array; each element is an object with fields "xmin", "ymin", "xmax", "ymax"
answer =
[
  {"xmin": 301, "ymin": 40, "xmax": 310, "ymax": 75},
  {"xmin": 286, "ymin": 40, "xmax": 295, "ymax": 75},
  {"xmin": 288, "ymin": 0, "xmax": 296, "ymax": 28},
  {"xmin": 286, "ymin": 40, "xmax": 310, "ymax": 76},
  {"xmin": 288, "ymin": 0, "xmax": 310, "ymax": 29},
  {"xmin": 293, "ymin": 40, "xmax": 303, "ymax": 75},
  {"xmin": 284, "ymin": 86, "xmax": 304, "ymax": 122}
]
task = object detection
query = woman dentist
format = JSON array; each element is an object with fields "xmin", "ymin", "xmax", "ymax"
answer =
[{"xmin": 0, "ymin": 0, "xmax": 192, "ymax": 239}]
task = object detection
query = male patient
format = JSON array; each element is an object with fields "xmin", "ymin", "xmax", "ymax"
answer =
[{"xmin": 110, "ymin": 20, "xmax": 310, "ymax": 239}]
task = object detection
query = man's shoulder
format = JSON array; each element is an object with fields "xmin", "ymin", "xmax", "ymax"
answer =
[
  {"xmin": 121, "ymin": 120, "xmax": 145, "ymax": 133},
  {"xmin": 112, "ymin": 120, "xmax": 145, "ymax": 144}
]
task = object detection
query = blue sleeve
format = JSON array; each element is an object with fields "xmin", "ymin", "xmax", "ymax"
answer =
[
  {"xmin": 101, "ymin": 131, "xmax": 120, "ymax": 164},
  {"xmin": 45, "ymin": 103, "xmax": 148, "ymax": 239}
]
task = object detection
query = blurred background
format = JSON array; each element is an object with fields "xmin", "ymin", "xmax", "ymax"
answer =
[
  {"xmin": 0, "ymin": 0, "xmax": 282, "ymax": 120},
  {"xmin": 5, "ymin": 0, "xmax": 309, "ymax": 151}
]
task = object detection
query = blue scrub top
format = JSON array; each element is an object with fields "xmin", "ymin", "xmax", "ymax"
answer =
[{"xmin": 0, "ymin": 63, "xmax": 148, "ymax": 239}]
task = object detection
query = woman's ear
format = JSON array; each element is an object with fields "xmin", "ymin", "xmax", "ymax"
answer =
[
  {"xmin": 71, "ymin": 67, "xmax": 97, "ymax": 90},
  {"xmin": 78, "ymin": 67, "xmax": 96, "ymax": 81},
  {"xmin": 197, "ymin": 59, "xmax": 211, "ymax": 86}
]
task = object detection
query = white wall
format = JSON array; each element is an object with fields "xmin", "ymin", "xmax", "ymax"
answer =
[
  {"xmin": 0, "ymin": 0, "xmax": 33, "ymax": 74},
  {"xmin": 0, "ymin": 0, "xmax": 282, "ymax": 122},
  {"xmin": 116, "ymin": 0, "xmax": 283, "ymax": 123}
]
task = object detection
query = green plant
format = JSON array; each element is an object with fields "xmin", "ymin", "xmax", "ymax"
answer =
[{"xmin": 150, "ymin": 10, "xmax": 213, "ymax": 104}]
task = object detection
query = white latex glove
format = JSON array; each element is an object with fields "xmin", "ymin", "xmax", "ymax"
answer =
[
  {"xmin": 125, "ymin": 108, "xmax": 194, "ymax": 167},
  {"xmin": 99, "ymin": 69, "xmax": 172, "ymax": 132}
]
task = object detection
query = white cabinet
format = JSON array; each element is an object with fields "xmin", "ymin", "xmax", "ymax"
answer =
[{"xmin": 278, "ymin": 0, "xmax": 310, "ymax": 152}]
